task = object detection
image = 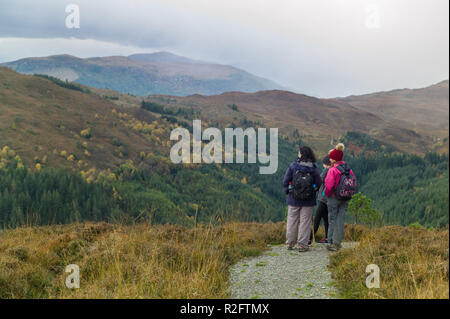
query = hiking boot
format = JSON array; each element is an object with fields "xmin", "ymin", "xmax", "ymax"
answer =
[
  {"xmin": 298, "ymin": 246, "xmax": 310, "ymax": 252},
  {"xmin": 318, "ymin": 238, "xmax": 328, "ymax": 244},
  {"xmin": 327, "ymin": 244, "xmax": 339, "ymax": 252},
  {"xmin": 287, "ymin": 245, "xmax": 295, "ymax": 251}
]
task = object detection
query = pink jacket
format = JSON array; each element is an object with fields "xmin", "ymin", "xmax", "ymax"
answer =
[{"xmin": 324, "ymin": 161, "xmax": 357, "ymax": 197}]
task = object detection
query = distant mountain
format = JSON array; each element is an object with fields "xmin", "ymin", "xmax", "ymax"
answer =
[
  {"xmin": 332, "ymin": 80, "xmax": 449, "ymax": 153},
  {"xmin": 0, "ymin": 52, "xmax": 283, "ymax": 96},
  {"xmin": 1, "ymin": 64, "xmax": 446, "ymax": 158},
  {"xmin": 128, "ymin": 52, "xmax": 204, "ymax": 64},
  {"xmin": 144, "ymin": 88, "xmax": 437, "ymax": 154},
  {"xmin": 337, "ymin": 80, "xmax": 449, "ymax": 129}
]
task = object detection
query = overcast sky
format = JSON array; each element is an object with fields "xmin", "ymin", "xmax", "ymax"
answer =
[{"xmin": 0, "ymin": 0, "xmax": 448, "ymax": 97}]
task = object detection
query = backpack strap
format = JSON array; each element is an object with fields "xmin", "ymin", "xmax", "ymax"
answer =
[
  {"xmin": 336, "ymin": 163, "xmax": 350, "ymax": 175},
  {"xmin": 295, "ymin": 163, "xmax": 311, "ymax": 172}
]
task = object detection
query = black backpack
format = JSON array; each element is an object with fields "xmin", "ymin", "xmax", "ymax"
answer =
[
  {"xmin": 334, "ymin": 163, "xmax": 357, "ymax": 201},
  {"xmin": 292, "ymin": 166, "xmax": 315, "ymax": 201}
]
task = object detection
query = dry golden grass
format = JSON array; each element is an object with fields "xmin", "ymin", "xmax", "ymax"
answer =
[
  {"xmin": 1, "ymin": 222, "xmax": 447, "ymax": 299},
  {"xmin": 329, "ymin": 225, "xmax": 449, "ymax": 299},
  {"xmin": 0, "ymin": 222, "xmax": 284, "ymax": 298}
]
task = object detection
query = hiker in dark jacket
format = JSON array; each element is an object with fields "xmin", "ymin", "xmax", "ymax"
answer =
[
  {"xmin": 325, "ymin": 143, "xmax": 357, "ymax": 252},
  {"xmin": 309, "ymin": 155, "xmax": 332, "ymax": 244},
  {"xmin": 283, "ymin": 146, "xmax": 322, "ymax": 252}
]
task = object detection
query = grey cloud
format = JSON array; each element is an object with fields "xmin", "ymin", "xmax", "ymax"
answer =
[{"xmin": 0, "ymin": 0, "xmax": 448, "ymax": 97}]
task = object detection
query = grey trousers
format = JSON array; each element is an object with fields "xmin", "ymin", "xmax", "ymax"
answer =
[
  {"xmin": 327, "ymin": 197, "xmax": 348, "ymax": 246},
  {"xmin": 286, "ymin": 205, "xmax": 313, "ymax": 248}
]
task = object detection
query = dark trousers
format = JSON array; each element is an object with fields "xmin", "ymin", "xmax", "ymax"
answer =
[{"xmin": 310, "ymin": 201, "xmax": 329, "ymax": 240}]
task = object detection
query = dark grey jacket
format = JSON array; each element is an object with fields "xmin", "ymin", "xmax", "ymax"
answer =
[{"xmin": 317, "ymin": 167, "xmax": 329, "ymax": 204}]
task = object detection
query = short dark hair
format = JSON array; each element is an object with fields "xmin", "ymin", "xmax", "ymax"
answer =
[
  {"xmin": 299, "ymin": 146, "xmax": 317, "ymax": 163},
  {"xmin": 322, "ymin": 155, "xmax": 331, "ymax": 165}
]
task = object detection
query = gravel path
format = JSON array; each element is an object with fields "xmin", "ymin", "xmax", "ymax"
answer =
[{"xmin": 229, "ymin": 242, "xmax": 357, "ymax": 299}]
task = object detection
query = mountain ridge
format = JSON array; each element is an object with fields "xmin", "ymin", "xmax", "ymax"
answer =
[
  {"xmin": 0, "ymin": 52, "xmax": 284, "ymax": 96},
  {"xmin": 336, "ymin": 80, "xmax": 449, "ymax": 130},
  {"xmin": 1, "ymin": 66, "xmax": 448, "ymax": 161},
  {"xmin": 146, "ymin": 87, "xmax": 442, "ymax": 154}
]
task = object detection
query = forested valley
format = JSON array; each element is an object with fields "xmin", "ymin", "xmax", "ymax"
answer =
[{"xmin": 1, "ymin": 132, "xmax": 447, "ymax": 228}]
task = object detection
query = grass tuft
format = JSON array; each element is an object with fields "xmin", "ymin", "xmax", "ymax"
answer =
[
  {"xmin": 0, "ymin": 222, "xmax": 284, "ymax": 298},
  {"xmin": 329, "ymin": 225, "xmax": 449, "ymax": 299}
]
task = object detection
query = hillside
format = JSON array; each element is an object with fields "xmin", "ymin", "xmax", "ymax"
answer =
[
  {"xmin": 0, "ymin": 68, "xmax": 448, "ymax": 228},
  {"xmin": 0, "ymin": 67, "xmax": 164, "ymax": 170},
  {"xmin": 338, "ymin": 80, "xmax": 449, "ymax": 129},
  {"xmin": 0, "ymin": 52, "xmax": 283, "ymax": 96},
  {"xmin": 0, "ymin": 67, "xmax": 289, "ymax": 227},
  {"xmin": 335, "ymin": 80, "xmax": 449, "ymax": 153},
  {"xmin": 144, "ymin": 90, "xmax": 434, "ymax": 154}
]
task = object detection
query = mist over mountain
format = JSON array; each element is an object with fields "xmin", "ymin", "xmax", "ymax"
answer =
[{"xmin": 0, "ymin": 52, "xmax": 284, "ymax": 96}]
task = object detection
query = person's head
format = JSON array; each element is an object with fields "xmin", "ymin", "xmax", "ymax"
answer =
[
  {"xmin": 298, "ymin": 146, "xmax": 317, "ymax": 163},
  {"xmin": 322, "ymin": 155, "xmax": 332, "ymax": 168},
  {"xmin": 328, "ymin": 143, "xmax": 345, "ymax": 163}
]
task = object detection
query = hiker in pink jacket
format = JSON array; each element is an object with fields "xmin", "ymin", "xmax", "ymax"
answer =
[
  {"xmin": 324, "ymin": 162, "xmax": 357, "ymax": 198},
  {"xmin": 324, "ymin": 143, "xmax": 357, "ymax": 251}
]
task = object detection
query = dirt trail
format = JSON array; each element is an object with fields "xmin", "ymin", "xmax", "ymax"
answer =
[{"xmin": 229, "ymin": 242, "xmax": 357, "ymax": 299}]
